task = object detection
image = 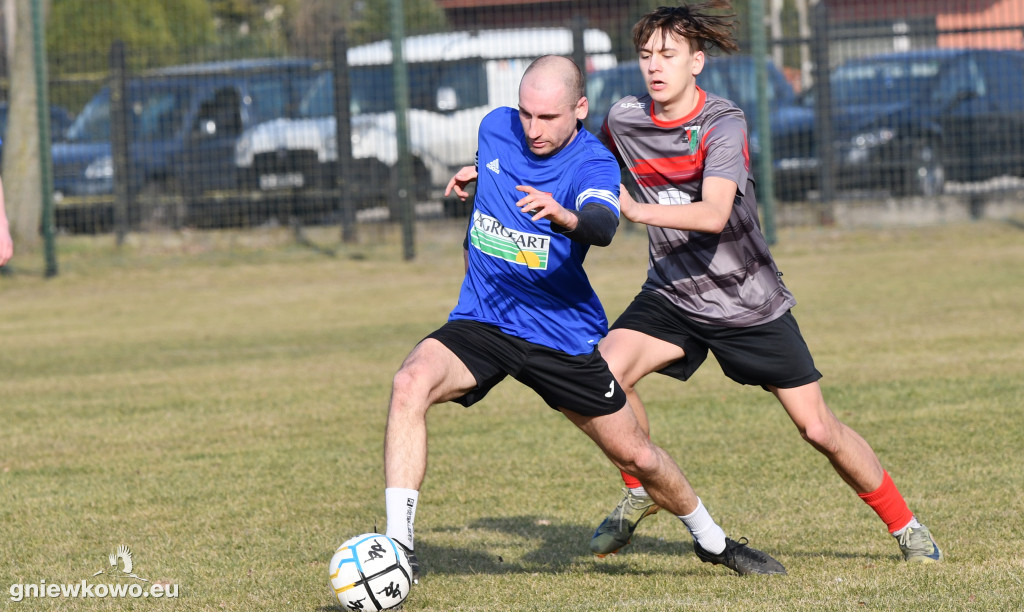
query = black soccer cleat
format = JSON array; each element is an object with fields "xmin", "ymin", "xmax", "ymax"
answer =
[
  {"xmin": 693, "ymin": 537, "xmax": 787, "ymax": 576},
  {"xmin": 397, "ymin": 542, "xmax": 421, "ymax": 584}
]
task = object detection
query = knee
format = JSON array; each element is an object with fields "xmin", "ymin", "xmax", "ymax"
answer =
[
  {"xmin": 798, "ymin": 416, "xmax": 843, "ymax": 456},
  {"xmin": 390, "ymin": 364, "xmax": 429, "ymax": 414},
  {"xmin": 615, "ymin": 441, "xmax": 661, "ymax": 478}
]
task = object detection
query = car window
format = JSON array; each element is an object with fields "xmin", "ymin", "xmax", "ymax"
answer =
[
  {"xmin": 249, "ymin": 79, "xmax": 289, "ymax": 123},
  {"xmin": 832, "ymin": 58, "xmax": 940, "ymax": 106},
  {"xmin": 929, "ymin": 56, "xmax": 985, "ymax": 106},
  {"xmin": 132, "ymin": 87, "xmax": 191, "ymax": 140},
  {"xmin": 979, "ymin": 53, "xmax": 1024, "ymax": 111},
  {"xmin": 65, "ymin": 84, "xmax": 192, "ymax": 143},
  {"xmin": 65, "ymin": 89, "xmax": 112, "ymax": 143},
  {"xmin": 299, "ymin": 72, "xmax": 334, "ymax": 118},
  {"xmin": 349, "ymin": 60, "xmax": 488, "ymax": 115},
  {"xmin": 587, "ymin": 66, "xmax": 645, "ymax": 113}
]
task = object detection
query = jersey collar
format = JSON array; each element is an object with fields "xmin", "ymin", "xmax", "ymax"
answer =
[{"xmin": 650, "ymin": 86, "xmax": 707, "ymax": 128}]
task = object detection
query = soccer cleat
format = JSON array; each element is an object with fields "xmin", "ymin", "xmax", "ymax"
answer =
[
  {"xmin": 693, "ymin": 537, "xmax": 787, "ymax": 576},
  {"xmin": 895, "ymin": 524, "xmax": 942, "ymax": 563},
  {"xmin": 397, "ymin": 542, "xmax": 421, "ymax": 584},
  {"xmin": 589, "ymin": 488, "xmax": 660, "ymax": 557}
]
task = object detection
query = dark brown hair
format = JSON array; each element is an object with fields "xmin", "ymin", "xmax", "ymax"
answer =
[{"xmin": 633, "ymin": 2, "xmax": 740, "ymax": 54}]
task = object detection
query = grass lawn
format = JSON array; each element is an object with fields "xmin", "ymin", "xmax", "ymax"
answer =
[{"xmin": 1, "ymin": 218, "xmax": 1022, "ymax": 611}]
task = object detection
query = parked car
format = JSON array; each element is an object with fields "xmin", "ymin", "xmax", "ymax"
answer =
[
  {"xmin": 0, "ymin": 102, "xmax": 74, "ymax": 164},
  {"xmin": 585, "ymin": 55, "xmax": 808, "ymax": 194},
  {"xmin": 52, "ymin": 58, "xmax": 321, "ymax": 230},
  {"xmin": 773, "ymin": 48, "xmax": 1024, "ymax": 198},
  {"xmin": 234, "ymin": 27, "xmax": 617, "ymax": 217}
]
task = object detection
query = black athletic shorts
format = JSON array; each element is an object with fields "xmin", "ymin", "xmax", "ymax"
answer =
[
  {"xmin": 426, "ymin": 319, "xmax": 627, "ymax": 416},
  {"xmin": 611, "ymin": 291, "xmax": 822, "ymax": 389}
]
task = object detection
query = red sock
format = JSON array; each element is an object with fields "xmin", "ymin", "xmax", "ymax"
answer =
[
  {"xmin": 621, "ymin": 470, "xmax": 642, "ymax": 489},
  {"xmin": 621, "ymin": 432, "xmax": 652, "ymax": 490},
  {"xmin": 858, "ymin": 470, "xmax": 914, "ymax": 533}
]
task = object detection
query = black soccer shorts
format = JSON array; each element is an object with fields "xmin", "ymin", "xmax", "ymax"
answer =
[
  {"xmin": 426, "ymin": 319, "xmax": 627, "ymax": 416},
  {"xmin": 611, "ymin": 290, "xmax": 823, "ymax": 389}
]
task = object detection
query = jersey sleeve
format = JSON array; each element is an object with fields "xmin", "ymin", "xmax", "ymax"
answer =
[
  {"xmin": 700, "ymin": 112, "xmax": 751, "ymax": 194},
  {"xmin": 571, "ymin": 153, "xmax": 621, "ymax": 218}
]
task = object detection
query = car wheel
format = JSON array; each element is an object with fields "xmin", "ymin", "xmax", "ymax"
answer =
[{"xmin": 900, "ymin": 141, "xmax": 945, "ymax": 197}]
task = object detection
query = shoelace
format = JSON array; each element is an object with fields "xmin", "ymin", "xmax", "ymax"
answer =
[{"xmin": 897, "ymin": 528, "xmax": 913, "ymax": 547}]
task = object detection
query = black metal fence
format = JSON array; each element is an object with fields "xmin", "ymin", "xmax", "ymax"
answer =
[{"xmin": 7, "ymin": 0, "xmax": 1024, "ymax": 239}]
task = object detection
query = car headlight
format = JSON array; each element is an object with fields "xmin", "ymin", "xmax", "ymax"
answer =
[
  {"xmin": 845, "ymin": 128, "xmax": 895, "ymax": 164},
  {"xmin": 84, "ymin": 155, "xmax": 113, "ymax": 180},
  {"xmin": 850, "ymin": 128, "xmax": 895, "ymax": 149}
]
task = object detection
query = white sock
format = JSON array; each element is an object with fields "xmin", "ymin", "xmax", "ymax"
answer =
[
  {"xmin": 630, "ymin": 486, "xmax": 649, "ymax": 498},
  {"xmin": 385, "ymin": 488, "xmax": 418, "ymax": 550},
  {"xmin": 678, "ymin": 498, "xmax": 726, "ymax": 555},
  {"xmin": 892, "ymin": 516, "xmax": 922, "ymax": 537}
]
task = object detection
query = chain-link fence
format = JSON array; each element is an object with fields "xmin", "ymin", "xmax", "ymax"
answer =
[{"xmin": 6, "ymin": 0, "xmax": 1024, "ymax": 241}]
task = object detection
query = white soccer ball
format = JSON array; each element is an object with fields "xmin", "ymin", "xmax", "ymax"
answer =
[{"xmin": 329, "ymin": 533, "xmax": 413, "ymax": 611}]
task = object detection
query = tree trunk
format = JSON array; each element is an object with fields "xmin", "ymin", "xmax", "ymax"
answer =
[{"xmin": 3, "ymin": 0, "xmax": 44, "ymax": 249}]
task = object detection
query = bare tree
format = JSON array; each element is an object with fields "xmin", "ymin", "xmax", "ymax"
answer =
[{"xmin": 2, "ymin": 0, "xmax": 46, "ymax": 249}]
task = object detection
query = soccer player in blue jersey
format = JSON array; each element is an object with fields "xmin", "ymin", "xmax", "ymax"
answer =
[
  {"xmin": 382, "ymin": 55, "xmax": 785, "ymax": 583},
  {"xmin": 589, "ymin": 2, "xmax": 941, "ymax": 565}
]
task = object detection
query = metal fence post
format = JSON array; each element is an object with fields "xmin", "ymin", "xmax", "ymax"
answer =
[
  {"xmin": 810, "ymin": 1, "xmax": 835, "ymax": 223},
  {"xmin": 31, "ymin": 0, "xmax": 57, "ymax": 276},
  {"xmin": 332, "ymin": 29, "xmax": 357, "ymax": 243},
  {"xmin": 750, "ymin": 0, "xmax": 778, "ymax": 245},
  {"xmin": 572, "ymin": 16, "xmax": 586, "ymax": 74},
  {"xmin": 388, "ymin": 0, "xmax": 415, "ymax": 261},
  {"xmin": 109, "ymin": 40, "xmax": 131, "ymax": 244}
]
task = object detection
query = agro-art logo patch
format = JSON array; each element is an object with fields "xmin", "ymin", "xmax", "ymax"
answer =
[{"xmin": 470, "ymin": 211, "xmax": 550, "ymax": 269}]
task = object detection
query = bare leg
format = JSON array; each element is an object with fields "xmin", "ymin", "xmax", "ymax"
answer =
[
  {"xmin": 771, "ymin": 382, "xmax": 884, "ymax": 493},
  {"xmin": 384, "ymin": 339, "xmax": 478, "ymax": 490},
  {"xmin": 561, "ymin": 403, "xmax": 699, "ymax": 516}
]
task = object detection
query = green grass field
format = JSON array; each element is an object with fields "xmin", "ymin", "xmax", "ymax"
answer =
[{"xmin": 2, "ymin": 219, "xmax": 1022, "ymax": 611}]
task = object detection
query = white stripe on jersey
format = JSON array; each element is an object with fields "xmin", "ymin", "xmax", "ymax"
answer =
[{"xmin": 575, "ymin": 188, "xmax": 619, "ymax": 214}]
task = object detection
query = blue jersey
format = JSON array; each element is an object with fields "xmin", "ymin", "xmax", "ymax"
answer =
[{"xmin": 449, "ymin": 107, "xmax": 621, "ymax": 355}]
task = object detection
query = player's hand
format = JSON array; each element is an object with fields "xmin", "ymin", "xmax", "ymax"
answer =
[
  {"xmin": 515, "ymin": 185, "xmax": 573, "ymax": 228},
  {"xmin": 445, "ymin": 166, "xmax": 478, "ymax": 201},
  {"xmin": 618, "ymin": 183, "xmax": 642, "ymax": 222}
]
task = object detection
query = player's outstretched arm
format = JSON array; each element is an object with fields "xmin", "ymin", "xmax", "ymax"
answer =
[
  {"xmin": 445, "ymin": 166, "xmax": 478, "ymax": 201},
  {"xmin": 619, "ymin": 176, "xmax": 736, "ymax": 234}
]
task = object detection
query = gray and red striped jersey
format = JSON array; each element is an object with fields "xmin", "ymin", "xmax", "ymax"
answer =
[{"xmin": 599, "ymin": 87, "xmax": 796, "ymax": 327}]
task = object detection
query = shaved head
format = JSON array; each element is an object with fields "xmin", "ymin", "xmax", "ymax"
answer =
[
  {"xmin": 517, "ymin": 55, "xmax": 588, "ymax": 156},
  {"xmin": 521, "ymin": 55, "xmax": 585, "ymax": 109}
]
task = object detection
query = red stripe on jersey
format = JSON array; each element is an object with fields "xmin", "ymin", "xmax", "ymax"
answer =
[{"xmin": 631, "ymin": 152, "xmax": 705, "ymax": 187}]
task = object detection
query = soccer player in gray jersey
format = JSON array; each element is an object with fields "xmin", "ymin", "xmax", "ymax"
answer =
[{"xmin": 589, "ymin": 2, "xmax": 942, "ymax": 565}]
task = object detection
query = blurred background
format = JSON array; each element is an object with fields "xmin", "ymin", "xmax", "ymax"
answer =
[{"xmin": 4, "ymin": 0, "xmax": 1024, "ymax": 251}]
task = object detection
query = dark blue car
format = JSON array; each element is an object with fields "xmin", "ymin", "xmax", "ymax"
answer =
[
  {"xmin": 773, "ymin": 48, "xmax": 1024, "ymax": 198},
  {"xmin": 52, "ymin": 58, "xmax": 321, "ymax": 229}
]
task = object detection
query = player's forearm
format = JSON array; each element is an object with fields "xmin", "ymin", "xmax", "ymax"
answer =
[
  {"xmin": 628, "ymin": 200, "xmax": 729, "ymax": 234},
  {"xmin": 553, "ymin": 203, "xmax": 618, "ymax": 246}
]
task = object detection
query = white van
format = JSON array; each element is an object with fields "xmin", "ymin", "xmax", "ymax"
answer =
[{"xmin": 235, "ymin": 27, "xmax": 616, "ymax": 213}]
